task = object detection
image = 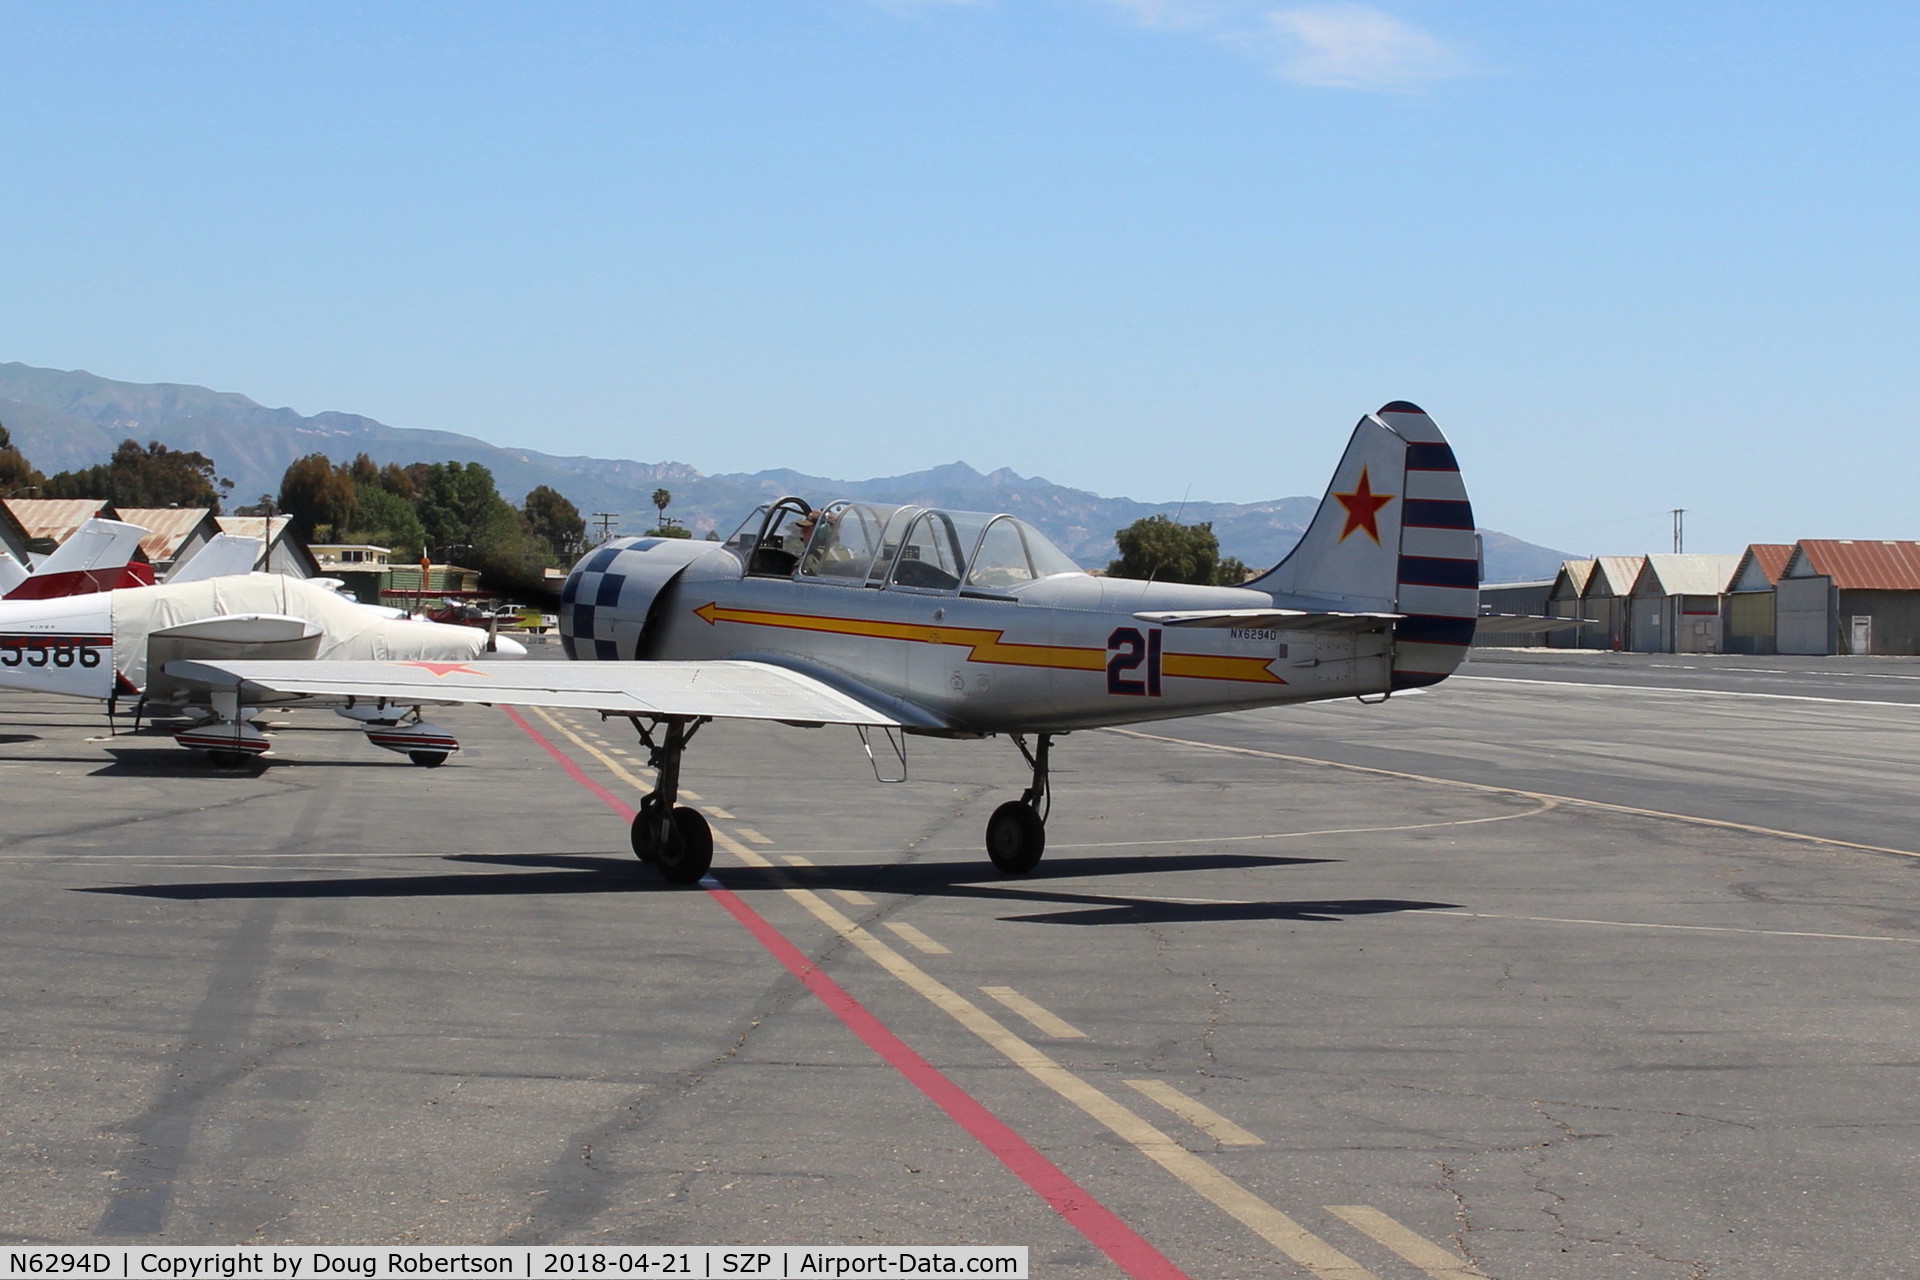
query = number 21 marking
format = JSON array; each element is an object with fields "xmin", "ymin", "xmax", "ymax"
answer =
[{"xmin": 1106, "ymin": 626, "xmax": 1163, "ymax": 696}]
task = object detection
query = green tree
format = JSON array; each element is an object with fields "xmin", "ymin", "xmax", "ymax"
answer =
[
  {"xmin": 42, "ymin": 440, "xmax": 232, "ymax": 513},
  {"xmin": 524, "ymin": 485, "xmax": 586, "ymax": 561},
  {"xmin": 0, "ymin": 419, "xmax": 43, "ymax": 495},
  {"xmin": 1106, "ymin": 515, "xmax": 1244, "ymax": 586},
  {"xmin": 378, "ymin": 462, "xmax": 419, "ymax": 500},
  {"xmin": 344, "ymin": 484, "xmax": 427, "ymax": 558},
  {"xmin": 412, "ymin": 461, "xmax": 551, "ymax": 592},
  {"xmin": 277, "ymin": 453, "xmax": 358, "ymax": 542}
]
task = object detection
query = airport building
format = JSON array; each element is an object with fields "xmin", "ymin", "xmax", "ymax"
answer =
[
  {"xmin": 1544, "ymin": 559, "xmax": 1596, "ymax": 648},
  {"xmin": 1724, "ymin": 544, "xmax": 1793, "ymax": 654},
  {"xmin": 1578, "ymin": 556, "xmax": 1645, "ymax": 652},
  {"xmin": 1625, "ymin": 554, "xmax": 1743, "ymax": 653},
  {"xmin": 215, "ymin": 514, "xmax": 320, "ymax": 578},
  {"xmin": 1494, "ymin": 539, "xmax": 1920, "ymax": 656},
  {"xmin": 1776, "ymin": 541, "xmax": 1920, "ymax": 655}
]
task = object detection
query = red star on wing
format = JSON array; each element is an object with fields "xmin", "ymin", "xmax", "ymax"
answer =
[
  {"xmin": 1334, "ymin": 467, "xmax": 1395, "ymax": 544},
  {"xmin": 399, "ymin": 661, "xmax": 489, "ymax": 677}
]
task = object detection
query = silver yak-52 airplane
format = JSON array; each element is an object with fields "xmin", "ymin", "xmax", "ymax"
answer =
[{"xmin": 173, "ymin": 401, "xmax": 1479, "ymax": 882}]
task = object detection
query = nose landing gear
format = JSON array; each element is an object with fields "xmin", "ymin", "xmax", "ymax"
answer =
[{"xmin": 986, "ymin": 732, "xmax": 1053, "ymax": 875}]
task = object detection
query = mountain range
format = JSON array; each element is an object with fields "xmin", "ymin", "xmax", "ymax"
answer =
[{"xmin": 0, "ymin": 362, "xmax": 1573, "ymax": 581}]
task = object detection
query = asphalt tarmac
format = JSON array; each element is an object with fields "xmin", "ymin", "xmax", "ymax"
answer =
[{"xmin": 4, "ymin": 648, "xmax": 1919, "ymax": 1279}]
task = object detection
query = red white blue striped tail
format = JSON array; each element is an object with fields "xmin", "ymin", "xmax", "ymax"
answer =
[
  {"xmin": 1375, "ymin": 402, "xmax": 1478, "ymax": 689},
  {"xmin": 1247, "ymin": 401, "xmax": 1478, "ymax": 691}
]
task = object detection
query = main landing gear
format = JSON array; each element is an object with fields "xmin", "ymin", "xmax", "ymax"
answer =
[
  {"xmin": 625, "ymin": 716, "xmax": 714, "ymax": 886},
  {"xmin": 986, "ymin": 733, "xmax": 1053, "ymax": 875}
]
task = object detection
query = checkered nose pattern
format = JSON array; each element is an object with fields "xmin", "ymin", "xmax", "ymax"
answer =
[
  {"xmin": 558, "ymin": 544, "xmax": 632, "ymax": 661},
  {"xmin": 1376, "ymin": 402, "xmax": 1478, "ymax": 690}
]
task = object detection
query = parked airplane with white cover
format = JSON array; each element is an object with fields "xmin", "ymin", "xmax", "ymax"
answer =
[
  {"xmin": 176, "ymin": 402, "xmax": 1482, "ymax": 881},
  {"xmin": 0, "ymin": 572, "xmax": 526, "ymax": 764}
]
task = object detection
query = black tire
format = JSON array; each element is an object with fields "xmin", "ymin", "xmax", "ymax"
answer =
[
  {"xmin": 408, "ymin": 750, "xmax": 449, "ymax": 768},
  {"xmin": 656, "ymin": 806, "xmax": 714, "ymax": 885},
  {"xmin": 985, "ymin": 801, "xmax": 1046, "ymax": 874},
  {"xmin": 207, "ymin": 749, "xmax": 251, "ymax": 769},
  {"xmin": 629, "ymin": 795, "xmax": 665, "ymax": 863}
]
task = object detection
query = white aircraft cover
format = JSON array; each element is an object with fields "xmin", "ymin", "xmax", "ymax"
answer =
[
  {"xmin": 165, "ymin": 658, "xmax": 907, "ymax": 727},
  {"xmin": 115, "ymin": 574, "xmax": 494, "ymax": 687}
]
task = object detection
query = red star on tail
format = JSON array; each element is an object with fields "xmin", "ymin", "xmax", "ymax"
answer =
[{"xmin": 1334, "ymin": 467, "xmax": 1394, "ymax": 544}]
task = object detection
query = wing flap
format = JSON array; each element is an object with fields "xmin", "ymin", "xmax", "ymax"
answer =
[{"xmin": 163, "ymin": 658, "xmax": 909, "ymax": 727}]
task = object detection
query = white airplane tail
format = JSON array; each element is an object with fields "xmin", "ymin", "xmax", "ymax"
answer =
[
  {"xmin": 5, "ymin": 518, "xmax": 151, "ymax": 600},
  {"xmin": 167, "ymin": 534, "xmax": 265, "ymax": 583},
  {"xmin": 1248, "ymin": 401, "xmax": 1479, "ymax": 689},
  {"xmin": 0, "ymin": 552, "xmax": 27, "ymax": 596}
]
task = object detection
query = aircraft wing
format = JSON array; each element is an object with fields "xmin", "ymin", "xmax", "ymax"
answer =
[
  {"xmin": 163, "ymin": 658, "xmax": 911, "ymax": 727},
  {"xmin": 1135, "ymin": 609, "xmax": 1402, "ymax": 635}
]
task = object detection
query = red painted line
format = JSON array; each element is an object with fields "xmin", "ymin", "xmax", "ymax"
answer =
[
  {"xmin": 501, "ymin": 705, "xmax": 637, "ymax": 819},
  {"xmin": 501, "ymin": 705, "xmax": 1191, "ymax": 1280}
]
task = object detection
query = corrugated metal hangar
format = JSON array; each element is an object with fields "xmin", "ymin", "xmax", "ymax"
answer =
[{"xmin": 1482, "ymin": 539, "xmax": 1920, "ymax": 655}]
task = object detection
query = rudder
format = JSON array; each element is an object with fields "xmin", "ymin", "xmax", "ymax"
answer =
[{"xmin": 1248, "ymin": 401, "xmax": 1479, "ymax": 689}]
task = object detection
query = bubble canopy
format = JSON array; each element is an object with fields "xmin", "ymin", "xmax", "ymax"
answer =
[{"xmin": 722, "ymin": 498, "xmax": 1082, "ymax": 591}]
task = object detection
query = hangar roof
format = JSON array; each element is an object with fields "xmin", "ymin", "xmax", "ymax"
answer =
[
  {"xmin": 115, "ymin": 507, "xmax": 217, "ymax": 562},
  {"xmin": 1746, "ymin": 544, "xmax": 1794, "ymax": 584},
  {"xmin": 1785, "ymin": 541, "xmax": 1920, "ymax": 590},
  {"xmin": 4, "ymin": 497, "xmax": 114, "ymax": 543},
  {"xmin": 216, "ymin": 514, "xmax": 291, "ymax": 541},
  {"xmin": 1583, "ymin": 555, "xmax": 1645, "ymax": 598},
  {"xmin": 1632, "ymin": 554, "xmax": 1742, "ymax": 598},
  {"xmin": 1550, "ymin": 559, "xmax": 1595, "ymax": 598}
]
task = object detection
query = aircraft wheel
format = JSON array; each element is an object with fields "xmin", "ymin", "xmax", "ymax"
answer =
[
  {"xmin": 656, "ymin": 806, "xmax": 714, "ymax": 885},
  {"xmin": 408, "ymin": 750, "xmax": 449, "ymax": 768},
  {"xmin": 985, "ymin": 801, "xmax": 1046, "ymax": 875},
  {"xmin": 206, "ymin": 749, "xmax": 252, "ymax": 769},
  {"xmin": 629, "ymin": 796, "xmax": 665, "ymax": 863}
]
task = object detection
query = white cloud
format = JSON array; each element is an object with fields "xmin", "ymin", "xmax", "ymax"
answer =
[
  {"xmin": 1257, "ymin": 3, "xmax": 1468, "ymax": 90},
  {"xmin": 1093, "ymin": 0, "xmax": 1471, "ymax": 92}
]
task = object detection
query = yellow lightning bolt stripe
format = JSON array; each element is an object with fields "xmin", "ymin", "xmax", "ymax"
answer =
[{"xmin": 694, "ymin": 603, "xmax": 1284, "ymax": 685}]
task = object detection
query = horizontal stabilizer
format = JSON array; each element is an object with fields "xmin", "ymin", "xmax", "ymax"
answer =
[
  {"xmin": 145, "ymin": 615, "xmax": 327, "ymax": 707},
  {"xmin": 1472, "ymin": 613, "xmax": 1592, "ymax": 635},
  {"xmin": 1136, "ymin": 608, "xmax": 1401, "ymax": 635}
]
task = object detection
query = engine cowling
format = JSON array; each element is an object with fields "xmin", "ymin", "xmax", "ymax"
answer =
[{"xmin": 557, "ymin": 537, "xmax": 736, "ymax": 662}]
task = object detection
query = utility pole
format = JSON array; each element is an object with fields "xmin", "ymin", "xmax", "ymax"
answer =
[
  {"xmin": 1672, "ymin": 508, "xmax": 1685, "ymax": 554},
  {"xmin": 591, "ymin": 512, "xmax": 619, "ymax": 544}
]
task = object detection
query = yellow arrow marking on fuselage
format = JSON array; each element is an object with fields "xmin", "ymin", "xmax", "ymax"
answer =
[{"xmin": 692, "ymin": 602, "xmax": 1285, "ymax": 685}]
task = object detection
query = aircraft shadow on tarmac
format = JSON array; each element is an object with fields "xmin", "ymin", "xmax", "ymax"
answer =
[
  {"xmin": 88, "ymin": 747, "xmax": 426, "ymax": 777},
  {"xmin": 82, "ymin": 850, "xmax": 1460, "ymax": 927}
]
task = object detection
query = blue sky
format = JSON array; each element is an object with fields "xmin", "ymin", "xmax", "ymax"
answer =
[{"xmin": 2, "ymin": 2, "xmax": 1915, "ymax": 557}]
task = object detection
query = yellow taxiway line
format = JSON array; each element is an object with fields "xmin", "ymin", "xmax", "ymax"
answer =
[{"xmin": 532, "ymin": 705, "xmax": 1482, "ymax": 1279}]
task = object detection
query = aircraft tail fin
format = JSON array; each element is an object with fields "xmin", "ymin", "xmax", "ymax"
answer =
[
  {"xmin": 1247, "ymin": 401, "xmax": 1478, "ymax": 689},
  {"xmin": 5, "ymin": 518, "xmax": 151, "ymax": 600},
  {"xmin": 0, "ymin": 552, "xmax": 27, "ymax": 597},
  {"xmin": 167, "ymin": 534, "xmax": 265, "ymax": 584}
]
